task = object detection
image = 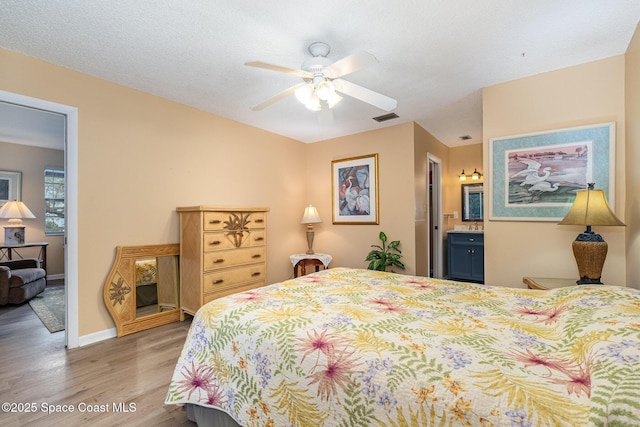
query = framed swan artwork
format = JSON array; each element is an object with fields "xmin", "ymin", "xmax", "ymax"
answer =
[{"xmin": 489, "ymin": 122, "xmax": 615, "ymax": 221}]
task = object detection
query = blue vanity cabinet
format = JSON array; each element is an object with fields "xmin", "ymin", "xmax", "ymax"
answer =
[{"xmin": 447, "ymin": 232, "xmax": 484, "ymax": 283}]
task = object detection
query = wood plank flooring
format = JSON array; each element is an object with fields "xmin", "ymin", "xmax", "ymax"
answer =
[{"xmin": 0, "ymin": 285, "xmax": 195, "ymax": 426}]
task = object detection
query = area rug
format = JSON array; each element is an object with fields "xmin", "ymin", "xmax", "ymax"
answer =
[{"xmin": 28, "ymin": 286, "xmax": 65, "ymax": 333}]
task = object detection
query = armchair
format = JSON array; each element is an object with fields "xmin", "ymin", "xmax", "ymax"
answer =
[{"xmin": 0, "ymin": 258, "xmax": 46, "ymax": 305}]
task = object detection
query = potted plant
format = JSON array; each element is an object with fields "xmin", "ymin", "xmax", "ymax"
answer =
[{"xmin": 365, "ymin": 231, "xmax": 406, "ymax": 272}]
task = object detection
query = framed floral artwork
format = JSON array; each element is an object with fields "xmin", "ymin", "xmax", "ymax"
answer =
[{"xmin": 331, "ymin": 153, "xmax": 379, "ymax": 224}]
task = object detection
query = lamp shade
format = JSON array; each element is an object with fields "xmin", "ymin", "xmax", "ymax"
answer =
[
  {"xmin": 301, "ymin": 205, "xmax": 322, "ymax": 224},
  {"xmin": 558, "ymin": 189, "xmax": 624, "ymax": 227},
  {"xmin": 0, "ymin": 200, "xmax": 36, "ymax": 223}
]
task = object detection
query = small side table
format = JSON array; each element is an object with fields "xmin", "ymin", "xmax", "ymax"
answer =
[
  {"xmin": 290, "ymin": 253, "xmax": 332, "ymax": 278},
  {"xmin": 523, "ymin": 277, "xmax": 577, "ymax": 290}
]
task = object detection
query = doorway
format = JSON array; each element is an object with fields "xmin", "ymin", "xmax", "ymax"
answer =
[
  {"xmin": 427, "ymin": 154, "xmax": 443, "ymax": 278},
  {"xmin": 0, "ymin": 90, "xmax": 79, "ymax": 348}
]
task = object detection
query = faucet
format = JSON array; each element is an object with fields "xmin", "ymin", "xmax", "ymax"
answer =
[{"xmin": 473, "ymin": 221, "xmax": 479, "ymax": 230}]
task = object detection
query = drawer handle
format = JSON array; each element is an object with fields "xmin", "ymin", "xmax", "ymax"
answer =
[
  {"xmin": 213, "ymin": 279, "xmax": 224, "ymax": 284},
  {"xmin": 468, "ymin": 238, "xmax": 475, "ymax": 242},
  {"xmin": 251, "ymin": 272, "xmax": 261, "ymax": 277},
  {"xmin": 255, "ymin": 219, "xmax": 264, "ymax": 223},
  {"xmin": 254, "ymin": 237, "xmax": 264, "ymax": 241},
  {"xmin": 209, "ymin": 240, "xmax": 222, "ymax": 246},
  {"xmin": 213, "ymin": 258, "xmax": 225, "ymax": 264},
  {"xmin": 209, "ymin": 219, "xmax": 221, "ymax": 224},
  {"xmin": 252, "ymin": 254, "xmax": 261, "ymax": 259}
]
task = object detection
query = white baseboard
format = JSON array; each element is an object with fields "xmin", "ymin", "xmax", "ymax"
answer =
[
  {"xmin": 47, "ymin": 273, "xmax": 65, "ymax": 281},
  {"xmin": 79, "ymin": 327, "xmax": 117, "ymax": 347}
]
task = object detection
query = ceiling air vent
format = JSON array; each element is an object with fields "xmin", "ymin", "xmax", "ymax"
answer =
[
  {"xmin": 459, "ymin": 135, "xmax": 472, "ymax": 141},
  {"xmin": 372, "ymin": 113, "xmax": 399, "ymax": 122}
]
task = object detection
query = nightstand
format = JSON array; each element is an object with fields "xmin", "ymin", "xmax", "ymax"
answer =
[
  {"xmin": 290, "ymin": 253, "xmax": 332, "ymax": 277},
  {"xmin": 523, "ymin": 277, "xmax": 577, "ymax": 290}
]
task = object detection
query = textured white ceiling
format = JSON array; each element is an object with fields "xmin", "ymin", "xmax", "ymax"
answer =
[{"xmin": 0, "ymin": 0, "xmax": 639, "ymax": 149}]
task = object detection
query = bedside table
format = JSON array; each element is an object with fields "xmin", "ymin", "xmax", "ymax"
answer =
[
  {"xmin": 290, "ymin": 253, "xmax": 332, "ymax": 277},
  {"xmin": 523, "ymin": 277, "xmax": 577, "ymax": 290}
]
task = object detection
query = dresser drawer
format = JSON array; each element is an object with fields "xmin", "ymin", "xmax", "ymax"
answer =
[
  {"xmin": 204, "ymin": 211, "xmax": 267, "ymax": 231},
  {"xmin": 203, "ymin": 229, "xmax": 266, "ymax": 252},
  {"xmin": 203, "ymin": 264, "xmax": 266, "ymax": 293},
  {"xmin": 203, "ymin": 247, "xmax": 266, "ymax": 271},
  {"xmin": 448, "ymin": 232, "xmax": 484, "ymax": 245}
]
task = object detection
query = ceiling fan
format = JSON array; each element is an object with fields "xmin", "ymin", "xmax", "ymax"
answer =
[{"xmin": 245, "ymin": 42, "xmax": 397, "ymax": 124}]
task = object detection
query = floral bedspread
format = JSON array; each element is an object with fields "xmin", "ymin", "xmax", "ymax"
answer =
[{"xmin": 165, "ymin": 268, "xmax": 640, "ymax": 426}]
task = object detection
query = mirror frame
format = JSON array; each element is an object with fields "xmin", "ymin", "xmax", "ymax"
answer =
[
  {"xmin": 461, "ymin": 183, "xmax": 484, "ymax": 222},
  {"xmin": 103, "ymin": 243, "xmax": 180, "ymax": 336}
]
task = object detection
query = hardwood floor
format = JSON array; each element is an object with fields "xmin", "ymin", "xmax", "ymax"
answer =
[{"xmin": 0, "ymin": 285, "xmax": 195, "ymax": 426}]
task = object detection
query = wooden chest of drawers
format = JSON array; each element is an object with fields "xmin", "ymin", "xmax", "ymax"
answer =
[{"xmin": 177, "ymin": 206, "xmax": 269, "ymax": 317}]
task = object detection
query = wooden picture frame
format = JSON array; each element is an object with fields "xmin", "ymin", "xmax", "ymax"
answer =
[
  {"xmin": 332, "ymin": 153, "xmax": 379, "ymax": 224},
  {"xmin": 489, "ymin": 123, "xmax": 615, "ymax": 221}
]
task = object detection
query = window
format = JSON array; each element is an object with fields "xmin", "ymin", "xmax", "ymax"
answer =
[{"xmin": 44, "ymin": 167, "xmax": 65, "ymax": 235}]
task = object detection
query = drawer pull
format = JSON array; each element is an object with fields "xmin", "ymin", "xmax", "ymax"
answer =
[
  {"xmin": 209, "ymin": 240, "xmax": 222, "ymax": 246},
  {"xmin": 213, "ymin": 258, "xmax": 225, "ymax": 264},
  {"xmin": 468, "ymin": 238, "xmax": 475, "ymax": 242},
  {"xmin": 251, "ymin": 272, "xmax": 261, "ymax": 277},
  {"xmin": 209, "ymin": 219, "xmax": 221, "ymax": 224},
  {"xmin": 255, "ymin": 219, "xmax": 264, "ymax": 223},
  {"xmin": 254, "ymin": 237, "xmax": 264, "ymax": 241},
  {"xmin": 252, "ymin": 254, "xmax": 261, "ymax": 259},
  {"xmin": 213, "ymin": 279, "xmax": 224, "ymax": 284}
]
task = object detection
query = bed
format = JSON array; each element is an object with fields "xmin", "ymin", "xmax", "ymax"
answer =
[{"xmin": 165, "ymin": 267, "xmax": 640, "ymax": 426}]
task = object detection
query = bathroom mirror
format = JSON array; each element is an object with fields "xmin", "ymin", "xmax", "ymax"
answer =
[
  {"xmin": 461, "ymin": 183, "xmax": 484, "ymax": 221},
  {"xmin": 103, "ymin": 243, "xmax": 180, "ymax": 336}
]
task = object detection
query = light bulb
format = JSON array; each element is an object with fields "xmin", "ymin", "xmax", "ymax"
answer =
[
  {"xmin": 295, "ymin": 83, "xmax": 313, "ymax": 104},
  {"xmin": 315, "ymin": 80, "xmax": 334, "ymax": 101},
  {"xmin": 304, "ymin": 93, "xmax": 321, "ymax": 111}
]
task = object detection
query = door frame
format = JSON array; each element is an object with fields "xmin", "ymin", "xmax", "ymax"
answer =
[
  {"xmin": 427, "ymin": 153, "xmax": 443, "ymax": 278},
  {"xmin": 0, "ymin": 90, "xmax": 79, "ymax": 348}
]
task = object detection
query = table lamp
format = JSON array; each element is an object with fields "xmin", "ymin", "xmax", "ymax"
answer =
[
  {"xmin": 558, "ymin": 183, "xmax": 625, "ymax": 284},
  {"xmin": 301, "ymin": 205, "xmax": 322, "ymax": 254},
  {"xmin": 0, "ymin": 200, "xmax": 36, "ymax": 244}
]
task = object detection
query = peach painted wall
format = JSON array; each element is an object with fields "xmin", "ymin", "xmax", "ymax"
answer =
[
  {"xmin": 305, "ymin": 122, "xmax": 418, "ymax": 274},
  {"xmin": 0, "ymin": 141, "xmax": 65, "ymax": 276},
  {"xmin": 626, "ymin": 23, "xmax": 640, "ymax": 290},
  {"xmin": 483, "ymin": 56, "xmax": 627, "ymax": 287},
  {"xmin": 0, "ymin": 48, "xmax": 308, "ymax": 336}
]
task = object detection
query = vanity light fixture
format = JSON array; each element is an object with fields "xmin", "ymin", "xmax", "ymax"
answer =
[{"xmin": 459, "ymin": 169, "xmax": 482, "ymax": 181}]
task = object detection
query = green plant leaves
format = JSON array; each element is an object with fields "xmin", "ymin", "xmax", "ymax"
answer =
[{"xmin": 365, "ymin": 232, "xmax": 405, "ymax": 271}]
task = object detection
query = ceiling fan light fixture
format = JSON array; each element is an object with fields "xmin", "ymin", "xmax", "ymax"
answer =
[
  {"xmin": 315, "ymin": 80, "xmax": 335, "ymax": 101},
  {"xmin": 294, "ymin": 83, "xmax": 314, "ymax": 104},
  {"xmin": 326, "ymin": 91, "xmax": 343, "ymax": 108},
  {"xmin": 304, "ymin": 93, "xmax": 322, "ymax": 111}
]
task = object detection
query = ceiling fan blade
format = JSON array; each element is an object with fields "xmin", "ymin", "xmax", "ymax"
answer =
[
  {"xmin": 333, "ymin": 79, "xmax": 397, "ymax": 111},
  {"xmin": 245, "ymin": 61, "xmax": 312, "ymax": 79},
  {"xmin": 323, "ymin": 51, "xmax": 378, "ymax": 78},
  {"xmin": 250, "ymin": 83, "xmax": 305, "ymax": 111},
  {"xmin": 318, "ymin": 101, "xmax": 333, "ymax": 125}
]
